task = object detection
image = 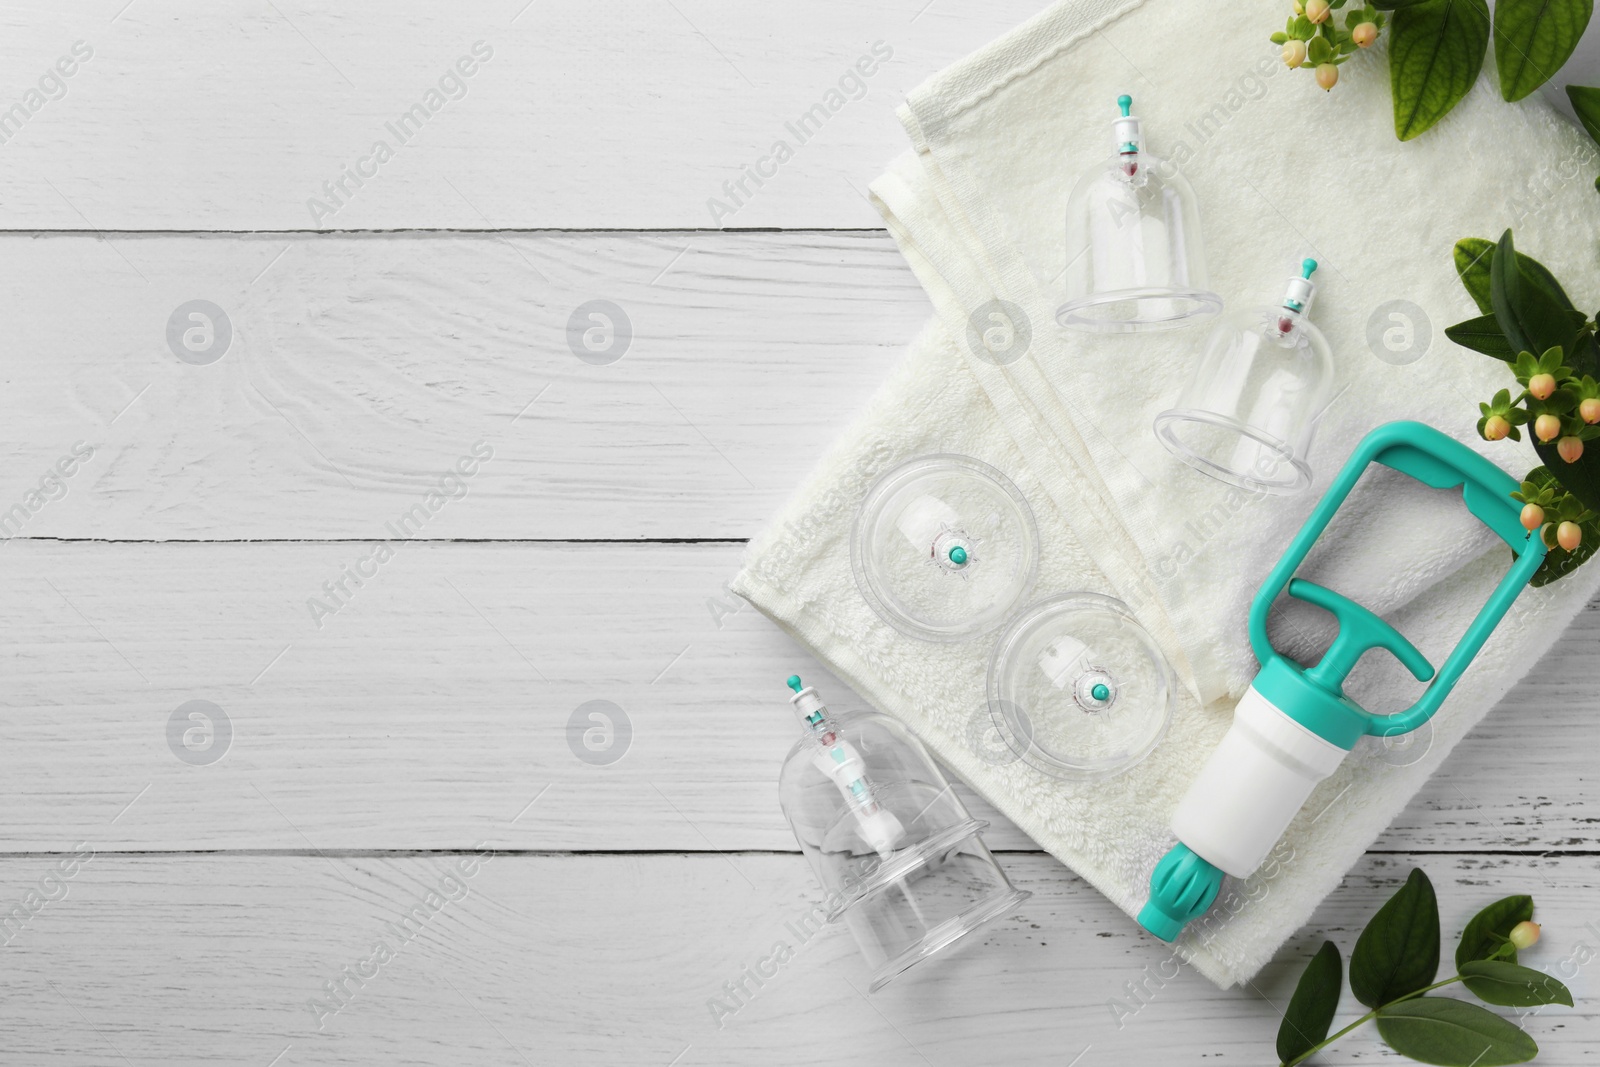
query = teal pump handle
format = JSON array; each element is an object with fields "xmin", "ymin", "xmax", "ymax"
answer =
[
  {"xmin": 1288, "ymin": 578, "xmax": 1435, "ymax": 693},
  {"xmin": 1249, "ymin": 422, "xmax": 1547, "ymax": 747}
]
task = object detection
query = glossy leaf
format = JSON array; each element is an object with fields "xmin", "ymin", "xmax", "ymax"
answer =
[
  {"xmin": 1456, "ymin": 894, "xmax": 1533, "ymax": 967},
  {"xmin": 1490, "ymin": 230, "xmax": 1584, "ymax": 358},
  {"xmin": 1390, "ymin": 0, "xmax": 1491, "ymax": 141},
  {"xmin": 1351, "ymin": 868, "xmax": 1441, "ymax": 1008},
  {"xmin": 1568, "ymin": 85, "xmax": 1600, "ymax": 147},
  {"xmin": 1277, "ymin": 941, "xmax": 1343, "ymax": 1064},
  {"xmin": 1453, "ymin": 237, "xmax": 1575, "ymax": 315},
  {"xmin": 1461, "ymin": 960, "xmax": 1575, "ymax": 1006},
  {"xmin": 1494, "ymin": 0, "xmax": 1592, "ymax": 101},
  {"xmin": 1445, "ymin": 314, "xmax": 1517, "ymax": 359},
  {"xmin": 1376, "ymin": 997, "xmax": 1538, "ymax": 1065}
]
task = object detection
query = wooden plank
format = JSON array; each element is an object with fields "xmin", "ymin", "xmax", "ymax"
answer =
[
  {"xmin": 0, "ymin": 0, "xmax": 1049, "ymax": 231},
  {"xmin": 0, "ymin": 230, "xmax": 925, "ymax": 539},
  {"xmin": 2, "ymin": 539, "xmax": 1597, "ymax": 853},
  {"xmin": 0, "ymin": 850, "xmax": 1595, "ymax": 1064}
]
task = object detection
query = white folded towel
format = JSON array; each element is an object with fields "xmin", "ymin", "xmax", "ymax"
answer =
[{"xmin": 734, "ymin": 0, "xmax": 1600, "ymax": 986}]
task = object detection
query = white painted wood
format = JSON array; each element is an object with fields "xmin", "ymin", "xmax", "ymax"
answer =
[
  {"xmin": 0, "ymin": 231, "xmax": 925, "ymax": 539},
  {"xmin": 2, "ymin": 4, "xmax": 1599, "ymax": 1060},
  {"xmin": 1, "ymin": 539, "xmax": 1597, "ymax": 854},
  {"xmin": 0, "ymin": 0, "xmax": 1051, "ymax": 231},
  {"xmin": 0, "ymin": 851, "xmax": 1595, "ymax": 1064}
]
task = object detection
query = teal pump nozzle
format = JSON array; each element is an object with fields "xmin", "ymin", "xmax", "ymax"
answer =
[
  {"xmin": 1137, "ymin": 844, "xmax": 1225, "ymax": 942},
  {"xmin": 1138, "ymin": 422, "xmax": 1548, "ymax": 943}
]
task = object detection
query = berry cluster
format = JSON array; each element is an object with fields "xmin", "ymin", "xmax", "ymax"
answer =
[
  {"xmin": 1271, "ymin": 0, "xmax": 1384, "ymax": 91},
  {"xmin": 1478, "ymin": 348, "xmax": 1600, "ymax": 461},
  {"xmin": 1513, "ymin": 477, "xmax": 1594, "ymax": 552},
  {"xmin": 1479, "ymin": 348, "xmax": 1600, "ymax": 552}
]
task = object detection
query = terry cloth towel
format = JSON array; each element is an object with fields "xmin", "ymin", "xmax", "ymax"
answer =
[{"xmin": 734, "ymin": 0, "xmax": 1600, "ymax": 987}]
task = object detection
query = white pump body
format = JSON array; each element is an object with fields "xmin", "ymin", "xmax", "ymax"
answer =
[{"xmin": 1169, "ymin": 685, "xmax": 1347, "ymax": 877}]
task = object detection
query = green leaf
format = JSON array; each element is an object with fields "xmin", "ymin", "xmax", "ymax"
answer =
[
  {"xmin": 1351, "ymin": 868, "xmax": 1441, "ymax": 1008},
  {"xmin": 1494, "ymin": 0, "xmax": 1592, "ymax": 101},
  {"xmin": 1390, "ymin": 0, "xmax": 1491, "ymax": 141},
  {"xmin": 1491, "ymin": 230, "xmax": 1585, "ymax": 357},
  {"xmin": 1309, "ymin": 34, "xmax": 1334, "ymax": 63},
  {"xmin": 1277, "ymin": 941, "xmax": 1343, "ymax": 1064},
  {"xmin": 1453, "ymin": 237, "xmax": 1575, "ymax": 314},
  {"xmin": 1376, "ymin": 997, "xmax": 1538, "ymax": 1065},
  {"xmin": 1567, "ymin": 85, "xmax": 1600, "ymax": 147},
  {"xmin": 1461, "ymin": 960, "xmax": 1575, "ymax": 1006},
  {"xmin": 1446, "ymin": 314, "xmax": 1518, "ymax": 359},
  {"xmin": 1457, "ymin": 894, "xmax": 1533, "ymax": 967}
]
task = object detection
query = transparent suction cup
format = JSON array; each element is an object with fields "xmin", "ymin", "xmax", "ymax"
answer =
[
  {"xmin": 1153, "ymin": 260, "xmax": 1333, "ymax": 495},
  {"xmin": 988, "ymin": 593, "xmax": 1175, "ymax": 779},
  {"xmin": 852, "ymin": 455, "xmax": 1040, "ymax": 642},
  {"xmin": 1058, "ymin": 95, "xmax": 1220, "ymax": 333}
]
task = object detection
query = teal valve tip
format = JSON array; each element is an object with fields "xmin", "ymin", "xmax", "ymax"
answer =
[
  {"xmin": 1091, "ymin": 683, "xmax": 1111, "ymax": 702},
  {"xmin": 1117, "ymin": 94, "xmax": 1133, "ymax": 116},
  {"xmin": 1302, "ymin": 258, "xmax": 1318, "ymax": 279},
  {"xmin": 786, "ymin": 675, "xmax": 803, "ymax": 693},
  {"xmin": 948, "ymin": 545, "xmax": 968, "ymax": 566}
]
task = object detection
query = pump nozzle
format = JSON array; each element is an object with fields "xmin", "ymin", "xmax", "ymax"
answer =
[{"xmin": 1138, "ymin": 843, "xmax": 1224, "ymax": 941}]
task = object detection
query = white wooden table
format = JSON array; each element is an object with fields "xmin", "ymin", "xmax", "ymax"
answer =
[{"xmin": 2, "ymin": 3, "xmax": 1597, "ymax": 1063}]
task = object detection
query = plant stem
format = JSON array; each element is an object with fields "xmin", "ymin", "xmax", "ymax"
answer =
[{"xmin": 1282, "ymin": 976, "xmax": 1466, "ymax": 1066}]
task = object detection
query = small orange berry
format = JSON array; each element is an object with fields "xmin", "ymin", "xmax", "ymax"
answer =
[
  {"xmin": 1283, "ymin": 40, "xmax": 1308, "ymax": 68},
  {"xmin": 1529, "ymin": 373, "xmax": 1557, "ymax": 400},
  {"xmin": 1520, "ymin": 503, "xmax": 1545, "ymax": 531},
  {"xmin": 1510, "ymin": 920, "xmax": 1542, "ymax": 949},
  {"xmin": 1483, "ymin": 415, "xmax": 1511, "ymax": 441},
  {"xmin": 1306, "ymin": 0, "xmax": 1331, "ymax": 22},
  {"xmin": 1535, "ymin": 413, "xmax": 1563, "ymax": 442},
  {"xmin": 1352, "ymin": 22, "xmax": 1378, "ymax": 47},
  {"xmin": 1557, "ymin": 523, "xmax": 1582, "ymax": 552},
  {"xmin": 1581, "ymin": 397, "xmax": 1600, "ymax": 424},
  {"xmin": 1315, "ymin": 63, "xmax": 1339, "ymax": 90},
  {"xmin": 1558, "ymin": 436, "xmax": 1585, "ymax": 464}
]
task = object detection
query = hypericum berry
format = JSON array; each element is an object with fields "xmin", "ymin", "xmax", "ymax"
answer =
[
  {"xmin": 1535, "ymin": 413, "xmax": 1563, "ymax": 442},
  {"xmin": 1282, "ymin": 40, "xmax": 1308, "ymax": 68},
  {"xmin": 1520, "ymin": 503, "xmax": 1545, "ymax": 531},
  {"xmin": 1510, "ymin": 920, "xmax": 1542, "ymax": 949},
  {"xmin": 1483, "ymin": 415, "xmax": 1511, "ymax": 441},
  {"xmin": 1306, "ymin": 0, "xmax": 1331, "ymax": 22},
  {"xmin": 1559, "ymin": 435, "xmax": 1585, "ymax": 463},
  {"xmin": 1316, "ymin": 62, "xmax": 1339, "ymax": 90},
  {"xmin": 1529, "ymin": 373, "xmax": 1557, "ymax": 400},
  {"xmin": 1293, "ymin": 0, "xmax": 1305, "ymax": 12},
  {"xmin": 1581, "ymin": 397, "xmax": 1600, "ymax": 424},
  {"xmin": 1352, "ymin": 22, "xmax": 1378, "ymax": 46},
  {"xmin": 1557, "ymin": 522, "xmax": 1582, "ymax": 551}
]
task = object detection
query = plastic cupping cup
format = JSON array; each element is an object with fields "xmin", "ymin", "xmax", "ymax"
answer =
[
  {"xmin": 852, "ymin": 454, "xmax": 1040, "ymax": 642},
  {"xmin": 778, "ymin": 677, "xmax": 1030, "ymax": 991},
  {"xmin": 1059, "ymin": 95, "xmax": 1221, "ymax": 333},
  {"xmin": 1154, "ymin": 259, "xmax": 1335, "ymax": 495}
]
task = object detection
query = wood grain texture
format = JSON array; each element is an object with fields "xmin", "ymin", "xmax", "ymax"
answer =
[
  {"xmin": 1, "ymin": 538, "xmax": 1597, "ymax": 854},
  {"xmin": 0, "ymin": 231, "xmax": 923, "ymax": 539},
  {"xmin": 2, "ymin": 2, "xmax": 1599, "ymax": 1061},
  {"xmin": 0, "ymin": 0, "xmax": 1050, "ymax": 231},
  {"xmin": 0, "ymin": 851, "xmax": 1595, "ymax": 1065}
]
